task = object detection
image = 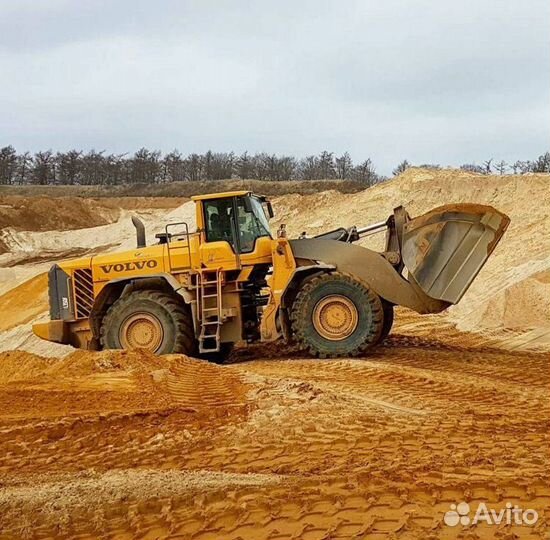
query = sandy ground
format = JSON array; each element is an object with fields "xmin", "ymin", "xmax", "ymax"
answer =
[
  {"xmin": 0, "ymin": 340, "xmax": 548, "ymax": 539},
  {"xmin": 0, "ymin": 170, "xmax": 548, "ymax": 539}
]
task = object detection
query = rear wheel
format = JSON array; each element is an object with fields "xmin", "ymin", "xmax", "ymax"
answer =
[
  {"xmin": 290, "ymin": 272, "xmax": 384, "ymax": 358},
  {"xmin": 100, "ymin": 290, "xmax": 196, "ymax": 355}
]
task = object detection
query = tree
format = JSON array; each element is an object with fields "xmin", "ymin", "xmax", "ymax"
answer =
[
  {"xmin": 494, "ymin": 160, "xmax": 507, "ymax": 175},
  {"xmin": 162, "ymin": 150, "xmax": 185, "ymax": 182},
  {"xmin": 299, "ymin": 155, "xmax": 319, "ymax": 180},
  {"xmin": 417, "ymin": 163, "xmax": 441, "ymax": 170},
  {"xmin": 56, "ymin": 150, "xmax": 82, "ymax": 185},
  {"xmin": 353, "ymin": 158, "xmax": 379, "ymax": 185},
  {"xmin": 236, "ymin": 151, "xmax": 253, "ymax": 180},
  {"xmin": 104, "ymin": 153, "xmax": 128, "ymax": 185},
  {"xmin": 335, "ymin": 152, "xmax": 353, "ymax": 180},
  {"xmin": 277, "ymin": 156, "xmax": 296, "ymax": 181},
  {"xmin": 482, "ymin": 159, "xmax": 493, "ymax": 174},
  {"xmin": 9, "ymin": 145, "xmax": 549, "ymax": 185},
  {"xmin": 202, "ymin": 151, "xmax": 234, "ymax": 181},
  {"xmin": 0, "ymin": 145, "xmax": 18, "ymax": 185},
  {"xmin": 15, "ymin": 152, "xmax": 32, "ymax": 184},
  {"xmin": 130, "ymin": 148, "xmax": 161, "ymax": 183},
  {"xmin": 263, "ymin": 154, "xmax": 279, "ymax": 181},
  {"xmin": 392, "ymin": 160, "xmax": 410, "ymax": 176},
  {"xmin": 531, "ymin": 152, "xmax": 550, "ymax": 173},
  {"xmin": 32, "ymin": 151, "xmax": 56, "ymax": 185},
  {"xmin": 511, "ymin": 160, "xmax": 534, "ymax": 174},
  {"xmin": 184, "ymin": 153, "xmax": 203, "ymax": 182},
  {"xmin": 81, "ymin": 150, "xmax": 107, "ymax": 185},
  {"xmin": 317, "ymin": 151, "xmax": 336, "ymax": 179},
  {"xmin": 460, "ymin": 163, "xmax": 485, "ymax": 174},
  {"xmin": 252, "ymin": 153, "xmax": 269, "ymax": 181}
]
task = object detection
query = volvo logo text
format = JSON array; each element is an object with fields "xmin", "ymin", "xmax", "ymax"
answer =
[{"xmin": 100, "ymin": 260, "xmax": 158, "ymax": 273}]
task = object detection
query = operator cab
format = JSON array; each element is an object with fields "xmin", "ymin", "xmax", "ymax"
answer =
[{"xmin": 192, "ymin": 191, "xmax": 274, "ymax": 253}]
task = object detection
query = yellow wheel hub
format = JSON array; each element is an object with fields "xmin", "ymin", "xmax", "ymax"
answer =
[
  {"xmin": 119, "ymin": 312, "xmax": 164, "ymax": 352},
  {"xmin": 312, "ymin": 295, "xmax": 359, "ymax": 341}
]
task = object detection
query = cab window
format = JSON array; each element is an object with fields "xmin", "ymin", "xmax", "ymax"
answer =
[
  {"xmin": 204, "ymin": 198, "xmax": 234, "ymax": 244},
  {"xmin": 236, "ymin": 196, "xmax": 271, "ymax": 253},
  {"xmin": 203, "ymin": 196, "xmax": 271, "ymax": 253}
]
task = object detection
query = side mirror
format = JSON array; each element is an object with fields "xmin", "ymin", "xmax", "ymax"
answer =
[
  {"xmin": 266, "ymin": 201, "xmax": 274, "ymax": 218},
  {"xmin": 243, "ymin": 196, "xmax": 253, "ymax": 213}
]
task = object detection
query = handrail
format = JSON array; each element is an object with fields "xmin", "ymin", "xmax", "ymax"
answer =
[{"xmin": 165, "ymin": 221, "xmax": 192, "ymax": 272}]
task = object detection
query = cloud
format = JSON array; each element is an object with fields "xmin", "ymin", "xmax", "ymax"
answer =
[{"xmin": 1, "ymin": 0, "xmax": 548, "ymax": 174}]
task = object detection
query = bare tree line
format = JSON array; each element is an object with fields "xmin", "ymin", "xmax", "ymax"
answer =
[
  {"xmin": 393, "ymin": 153, "xmax": 550, "ymax": 176},
  {"xmin": 0, "ymin": 146, "xmax": 548, "ymax": 187},
  {"xmin": 0, "ymin": 147, "xmax": 379, "ymax": 186}
]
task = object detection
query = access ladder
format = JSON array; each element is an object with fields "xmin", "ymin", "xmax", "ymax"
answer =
[{"xmin": 197, "ymin": 268, "xmax": 223, "ymax": 353}]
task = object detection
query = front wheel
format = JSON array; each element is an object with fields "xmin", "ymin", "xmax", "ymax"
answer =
[{"xmin": 290, "ymin": 272, "xmax": 384, "ymax": 358}]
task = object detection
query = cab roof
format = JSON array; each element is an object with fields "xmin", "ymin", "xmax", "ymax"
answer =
[{"xmin": 191, "ymin": 190, "xmax": 252, "ymax": 201}]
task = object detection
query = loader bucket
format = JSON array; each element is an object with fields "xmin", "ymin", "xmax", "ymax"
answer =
[{"xmin": 401, "ymin": 203, "xmax": 510, "ymax": 304}]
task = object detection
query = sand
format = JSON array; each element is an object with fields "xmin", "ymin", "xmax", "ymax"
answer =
[
  {"xmin": 0, "ymin": 170, "xmax": 548, "ymax": 538},
  {"xmin": 0, "ymin": 343, "xmax": 547, "ymax": 539}
]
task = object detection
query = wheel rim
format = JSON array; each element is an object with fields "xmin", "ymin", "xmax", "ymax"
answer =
[
  {"xmin": 312, "ymin": 294, "xmax": 359, "ymax": 341},
  {"xmin": 119, "ymin": 312, "xmax": 164, "ymax": 352}
]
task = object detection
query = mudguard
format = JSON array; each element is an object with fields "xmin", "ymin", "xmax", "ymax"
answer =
[{"xmin": 289, "ymin": 239, "xmax": 449, "ymax": 314}]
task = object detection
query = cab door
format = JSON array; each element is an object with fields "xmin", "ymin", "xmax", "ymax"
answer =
[
  {"xmin": 199, "ymin": 197, "xmax": 241, "ymax": 270},
  {"xmin": 232, "ymin": 196, "xmax": 273, "ymax": 266},
  {"xmin": 199, "ymin": 196, "xmax": 273, "ymax": 269}
]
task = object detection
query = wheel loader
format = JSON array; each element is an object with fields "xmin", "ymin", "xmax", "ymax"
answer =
[{"xmin": 33, "ymin": 191, "xmax": 509, "ymax": 359}]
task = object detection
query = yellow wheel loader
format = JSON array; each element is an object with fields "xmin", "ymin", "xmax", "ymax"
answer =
[{"xmin": 33, "ymin": 191, "xmax": 509, "ymax": 360}]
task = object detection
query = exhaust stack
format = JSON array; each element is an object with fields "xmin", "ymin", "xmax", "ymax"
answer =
[{"xmin": 131, "ymin": 216, "xmax": 146, "ymax": 248}]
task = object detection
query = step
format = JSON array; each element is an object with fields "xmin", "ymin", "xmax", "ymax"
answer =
[
  {"xmin": 202, "ymin": 293, "xmax": 219, "ymax": 298},
  {"xmin": 200, "ymin": 326, "xmax": 220, "ymax": 334},
  {"xmin": 199, "ymin": 346, "xmax": 221, "ymax": 353},
  {"xmin": 201, "ymin": 321, "xmax": 220, "ymax": 326}
]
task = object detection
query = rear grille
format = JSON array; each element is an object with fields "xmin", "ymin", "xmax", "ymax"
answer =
[{"xmin": 73, "ymin": 268, "xmax": 94, "ymax": 319}]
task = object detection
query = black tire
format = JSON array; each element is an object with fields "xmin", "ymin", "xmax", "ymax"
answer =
[
  {"xmin": 290, "ymin": 272, "xmax": 384, "ymax": 358},
  {"xmin": 379, "ymin": 300, "xmax": 394, "ymax": 343},
  {"xmin": 100, "ymin": 289, "xmax": 197, "ymax": 355}
]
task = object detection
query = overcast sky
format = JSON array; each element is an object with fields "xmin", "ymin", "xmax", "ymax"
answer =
[{"xmin": 1, "ymin": 0, "xmax": 549, "ymax": 174}]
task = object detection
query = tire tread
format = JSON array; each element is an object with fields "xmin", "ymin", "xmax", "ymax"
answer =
[
  {"xmin": 100, "ymin": 289, "xmax": 196, "ymax": 354},
  {"xmin": 290, "ymin": 272, "xmax": 384, "ymax": 358}
]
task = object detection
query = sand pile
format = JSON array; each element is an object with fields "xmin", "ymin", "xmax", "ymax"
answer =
[
  {"xmin": 0, "ymin": 196, "xmax": 118, "ymax": 239},
  {"xmin": 0, "ymin": 348, "xmax": 248, "ymax": 418},
  {"xmin": 0, "ymin": 273, "xmax": 48, "ymax": 332},
  {"xmin": 0, "ymin": 196, "xmax": 184, "ymax": 234}
]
